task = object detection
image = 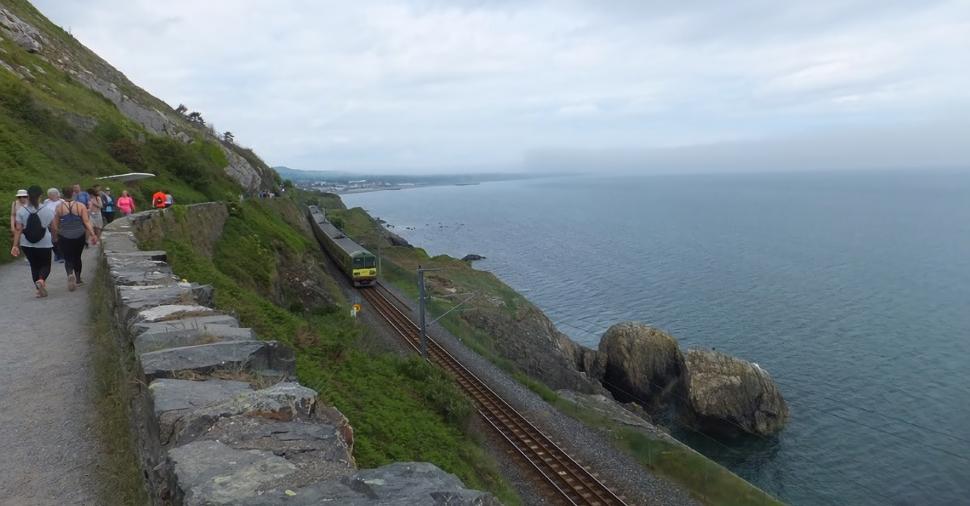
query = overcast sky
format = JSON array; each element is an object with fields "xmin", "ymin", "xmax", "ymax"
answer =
[{"xmin": 33, "ymin": 0, "xmax": 970, "ymax": 174}]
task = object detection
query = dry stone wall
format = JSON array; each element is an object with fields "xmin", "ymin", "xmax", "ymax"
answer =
[{"xmin": 99, "ymin": 208, "xmax": 498, "ymax": 505}]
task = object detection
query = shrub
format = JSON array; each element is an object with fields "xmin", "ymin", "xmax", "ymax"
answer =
[{"xmin": 108, "ymin": 138, "xmax": 145, "ymax": 170}]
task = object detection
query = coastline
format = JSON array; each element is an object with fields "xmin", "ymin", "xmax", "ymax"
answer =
[{"xmin": 318, "ymin": 193, "xmax": 785, "ymax": 505}]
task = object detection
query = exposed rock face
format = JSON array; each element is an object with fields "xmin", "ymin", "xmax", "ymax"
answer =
[
  {"xmin": 683, "ymin": 349, "xmax": 789, "ymax": 436},
  {"xmin": 386, "ymin": 229, "xmax": 412, "ymax": 247},
  {"xmin": 461, "ymin": 302, "xmax": 604, "ymax": 394},
  {"xmin": 461, "ymin": 254, "xmax": 486, "ymax": 262},
  {"xmin": 0, "ymin": 8, "xmax": 44, "ymax": 53},
  {"xmin": 588, "ymin": 322, "xmax": 685, "ymax": 408},
  {"xmin": 222, "ymin": 147, "xmax": 264, "ymax": 193}
]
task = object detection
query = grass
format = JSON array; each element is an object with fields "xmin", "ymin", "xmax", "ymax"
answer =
[
  {"xmin": 89, "ymin": 263, "xmax": 150, "ymax": 505},
  {"xmin": 143, "ymin": 197, "xmax": 521, "ymax": 505}
]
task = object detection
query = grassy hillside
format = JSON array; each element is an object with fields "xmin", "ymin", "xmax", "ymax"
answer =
[{"xmin": 1, "ymin": 0, "xmax": 277, "ymax": 263}]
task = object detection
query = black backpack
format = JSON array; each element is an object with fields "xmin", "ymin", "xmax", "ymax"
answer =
[{"xmin": 23, "ymin": 208, "xmax": 46, "ymax": 243}]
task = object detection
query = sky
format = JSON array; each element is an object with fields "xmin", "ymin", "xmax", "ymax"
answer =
[{"xmin": 33, "ymin": 0, "xmax": 970, "ymax": 174}]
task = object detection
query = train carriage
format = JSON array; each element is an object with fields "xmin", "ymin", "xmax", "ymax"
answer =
[{"xmin": 307, "ymin": 205, "xmax": 377, "ymax": 287}]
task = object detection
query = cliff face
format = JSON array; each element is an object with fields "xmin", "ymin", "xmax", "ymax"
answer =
[
  {"xmin": 0, "ymin": 2, "xmax": 276, "ymax": 192},
  {"xmin": 460, "ymin": 300, "xmax": 604, "ymax": 394}
]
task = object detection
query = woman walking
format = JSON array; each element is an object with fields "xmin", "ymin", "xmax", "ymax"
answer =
[
  {"xmin": 86, "ymin": 188, "xmax": 104, "ymax": 239},
  {"xmin": 9, "ymin": 189, "xmax": 28, "ymax": 241},
  {"xmin": 51, "ymin": 187, "xmax": 97, "ymax": 291},
  {"xmin": 116, "ymin": 190, "xmax": 135, "ymax": 216},
  {"xmin": 10, "ymin": 186, "xmax": 56, "ymax": 297}
]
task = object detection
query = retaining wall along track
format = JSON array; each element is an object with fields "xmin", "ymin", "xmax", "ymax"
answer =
[{"xmin": 99, "ymin": 205, "xmax": 498, "ymax": 505}]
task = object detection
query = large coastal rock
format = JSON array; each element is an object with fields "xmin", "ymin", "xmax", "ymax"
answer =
[
  {"xmin": 589, "ymin": 322, "xmax": 685, "ymax": 408},
  {"xmin": 683, "ymin": 349, "xmax": 789, "ymax": 436}
]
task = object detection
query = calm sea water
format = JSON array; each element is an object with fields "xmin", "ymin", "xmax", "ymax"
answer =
[{"xmin": 343, "ymin": 170, "xmax": 970, "ymax": 505}]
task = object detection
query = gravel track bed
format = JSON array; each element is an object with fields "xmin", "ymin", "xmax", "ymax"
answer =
[{"xmin": 379, "ymin": 281, "xmax": 700, "ymax": 506}]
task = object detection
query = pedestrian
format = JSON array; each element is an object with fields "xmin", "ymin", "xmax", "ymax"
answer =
[
  {"xmin": 164, "ymin": 190, "xmax": 174, "ymax": 208},
  {"xmin": 86, "ymin": 188, "xmax": 104, "ymax": 239},
  {"xmin": 100, "ymin": 186, "xmax": 115, "ymax": 224},
  {"xmin": 73, "ymin": 183, "xmax": 89, "ymax": 206},
  {"xmin": 43, "ymin": 188, "xmax": 64, "ymax": 263},
  {"xmin": 116, "ymin": 190, "xmax": 135, "ymax": 216},
  {"xmin": 9, "ymin": 189, "xmax": 28, "ymax": 242},
  {"xmin": 51, "ymin": 187, "xmax": 96, "ymax": 291},
  {"xmin": 152, "ymin": 190, "xmax": 166, "ymax": 209},
  {"xmin": 10, "ymin": 186, "xmax": 56, "ymax": 297}
]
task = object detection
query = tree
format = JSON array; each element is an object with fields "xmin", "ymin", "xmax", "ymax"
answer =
[
  {"xmin": 186, "ymin": 111, "xmax": 205, "ymax": 125},
  {"xmin": 175, "ymin": 104, "xmax": 187, "ymax": 115},
  {"xmin": 223, "ymin": 131, "xmax": 235, "ymax": 144}
]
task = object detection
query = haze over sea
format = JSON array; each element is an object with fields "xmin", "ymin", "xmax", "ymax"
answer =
[{"xmin": 344, "ymin": 170, "xmax": 970, "ymax": 505}]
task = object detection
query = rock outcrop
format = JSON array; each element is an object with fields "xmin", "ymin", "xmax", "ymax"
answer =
[
  {"xmin": 461, "ymin": 302, "xmax": 604, "ymax": 394},
  {"xmin": 682, "ymin": 349, "xmax": 789, "ymax": 436},
  {"xmin": 99, "ymin": 208, "xmax": 496, "ymax": 505},
  {"xmin": 0, "ymin": 7, "xmax": 45, "ymax": 53},
  {"xmin": 586, "ymin": 322, "xmax": 685, "ymax": 408}
]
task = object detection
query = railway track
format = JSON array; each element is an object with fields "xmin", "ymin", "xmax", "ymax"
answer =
[{"xmin": 360, "ymin": 283, "xmax": 629, "ymax": 506}]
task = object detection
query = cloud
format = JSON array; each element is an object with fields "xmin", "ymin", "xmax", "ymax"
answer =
[{"xmin": 32, "ymin": 0, "xmax": 970, "ymax": 173}]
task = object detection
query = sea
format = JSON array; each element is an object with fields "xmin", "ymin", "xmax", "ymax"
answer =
[{"xmin": 342, "ymin": 170, "xmax": 970, "ymax": 506}]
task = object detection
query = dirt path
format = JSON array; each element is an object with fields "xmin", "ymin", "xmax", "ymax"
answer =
[{"xmin": 0, "ymin": 246, "xmax": 102, "ymax": 505}]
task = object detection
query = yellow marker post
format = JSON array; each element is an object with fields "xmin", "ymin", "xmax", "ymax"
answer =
[{"xmin": 351, "ymin": 303, "xmax": 362, "ymax": 318}]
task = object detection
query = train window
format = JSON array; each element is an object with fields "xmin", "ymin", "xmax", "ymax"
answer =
[{"xmin": 353, "ymin": 256, "xmax": 376, "ymax": 268}]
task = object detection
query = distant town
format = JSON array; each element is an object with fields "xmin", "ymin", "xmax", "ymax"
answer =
[{"xmin": 274, "ymin": 166, "xmax": 534, "ymax": 194}]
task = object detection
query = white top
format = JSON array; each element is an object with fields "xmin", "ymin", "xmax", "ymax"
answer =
[{"xmin": 15, "ymin": 204, "xmax": 56, "ymax": 248}]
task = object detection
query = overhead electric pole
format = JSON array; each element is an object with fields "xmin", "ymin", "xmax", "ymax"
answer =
[{"xmin": 417, "ymin": 266, "xmax": 441, "ymax": 359}]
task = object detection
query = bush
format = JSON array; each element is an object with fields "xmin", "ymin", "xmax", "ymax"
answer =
[
  {"xmin": 145, "ymin": 137, "xmax": 208, "ymax": 184},
  {"xmin": 108, "ymin": 138, "xmax": 145, "ymax": 170}
]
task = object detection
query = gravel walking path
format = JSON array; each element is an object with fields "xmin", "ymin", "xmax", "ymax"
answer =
[{"xmin": 0, "ymin": 247, "xmax": 102, "ymax": 505}]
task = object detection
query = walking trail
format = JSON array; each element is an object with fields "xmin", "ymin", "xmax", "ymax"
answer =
[{"xmin": 0, "ymin": 246, "xmax": 101, "ymax": 505}]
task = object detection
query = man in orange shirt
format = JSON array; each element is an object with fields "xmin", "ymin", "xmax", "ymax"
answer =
[{"xmin": 152, "ymin": 191, "xmax": 166, "ymax": 209}]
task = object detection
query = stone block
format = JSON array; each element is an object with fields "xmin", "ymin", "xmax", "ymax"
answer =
[
  {"xmin": 117, "ymin": 283, "xmax": 214, "ymax": 324},
  {"xmin": 199, "ymin": 417, "xmax": 356, "ymax": 484},
  {"xmin": 130, "ymin": 305, "xmax": 219, "ymax": 326},
  {"xmin": 169, "ymin": 382, "xmax": 318, "ymax": 445},
  {"xmin": 149, "ymin": 379, "xmax": 253, "ymax": 445},
  {"xmin": 131, "ymin": 315, "xmax": 240, "ymax": 336},
  {"xmin": 167, "ymin": 440, "xmax": 297, "ymax": 506},
  {"xmin": 134, "ymin": 324, "xmax": 255, "ymax": 355},
  {"xmin": 139, "ymin": 340, "xmax": 295, "ymax": 380},
  {"xmin": 231, "ymin": 462, "xmax": 500, "ymax": 505}
]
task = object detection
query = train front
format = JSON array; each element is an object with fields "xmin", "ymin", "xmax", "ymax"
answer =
[{"xmin": 351, "ymin": 252, "xmax": 378, "ymax": 286}]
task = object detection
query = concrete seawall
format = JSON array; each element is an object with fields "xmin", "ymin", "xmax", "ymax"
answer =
[{"xmin": 99, "ymin": 205, "xmax": 497, "ymax": 505}]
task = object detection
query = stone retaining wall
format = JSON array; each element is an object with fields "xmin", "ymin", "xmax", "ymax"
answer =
[{"xmin": 100, "ymin": 207, "xmax": 498, "ymax": 505}]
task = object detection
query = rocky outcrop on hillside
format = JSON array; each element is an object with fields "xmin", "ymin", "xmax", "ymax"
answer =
[
  {"xmin": 0, "ymin": 4, "xmax": 275, "ymax": 192},
  {"xmin": 584, "ymin": 322, "xmax": 686, "ymax": 408},
  {"xmin": 1, "ymin": 7, "xmax": 44, "ymax": 53},
  {"xmin": 682, "ymin": 349, "xmax": 789, "ymax": 437},
  {"xmin": 461, "ymin": 302, "xmax": 604, "ymax": 394}
]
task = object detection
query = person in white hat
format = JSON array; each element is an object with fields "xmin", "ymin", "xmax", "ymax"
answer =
[{"xmin": 10, "ymin": 189, "xmax": 28, "ymax": 241}]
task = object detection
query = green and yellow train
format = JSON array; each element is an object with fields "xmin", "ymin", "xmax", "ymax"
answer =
[{"xmin": 307, "ymin": 205, "xmax": 377, "ymax": 287}]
